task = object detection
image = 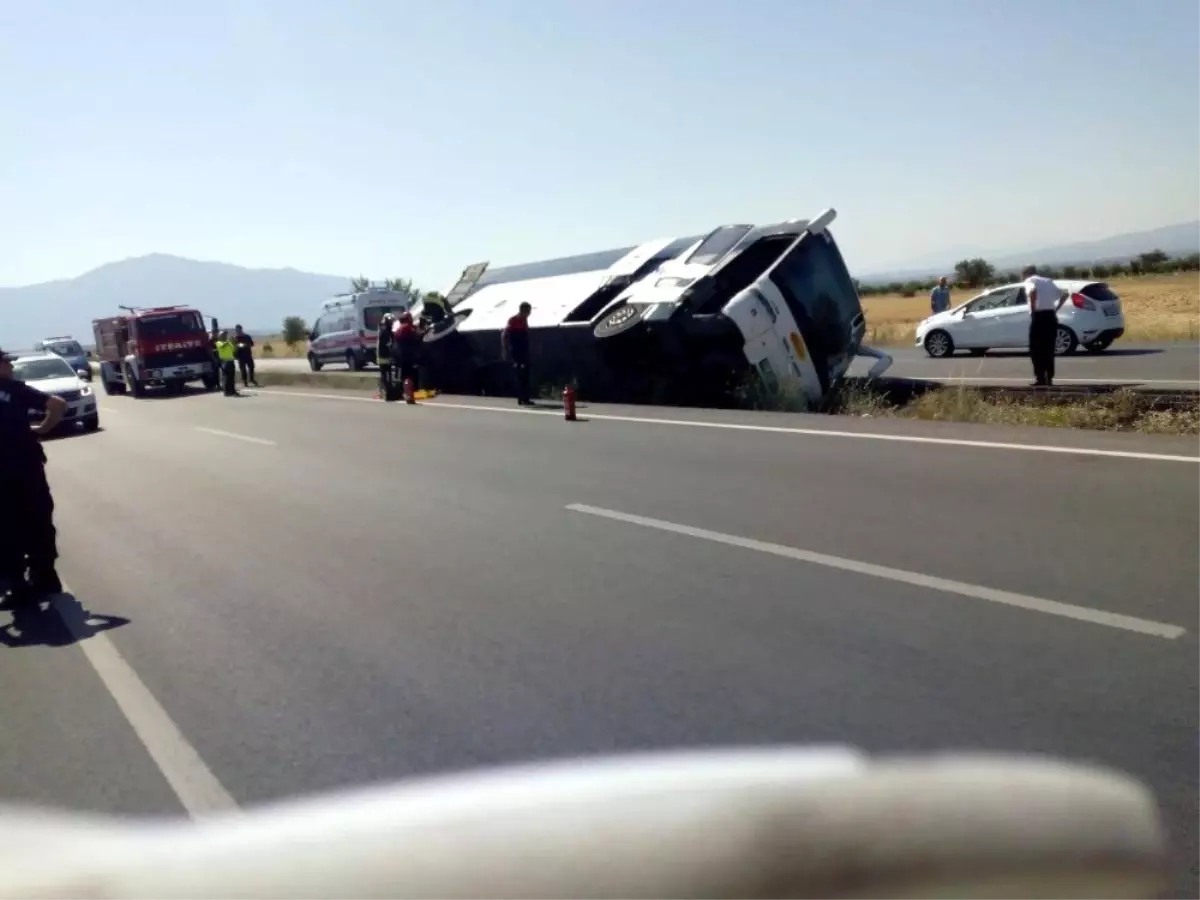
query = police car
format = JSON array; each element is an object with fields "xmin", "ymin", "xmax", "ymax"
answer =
[
  {"xmin": 33, "ymin": 335, "xmax": 92, "ymax": 381},
  {"xmin": 12, "ymin": 351, "xmax": 100, "ymax": 432}
]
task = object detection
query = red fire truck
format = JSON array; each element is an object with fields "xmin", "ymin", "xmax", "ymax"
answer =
[{"xmin": 92, "ymin": 306, "xmax": 220, "ymax": 397}]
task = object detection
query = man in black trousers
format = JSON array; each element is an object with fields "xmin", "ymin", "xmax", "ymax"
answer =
[
  {"xmin": 1022, "ymin": 264, "xmax": 1062, "ymax": 387},
  {"xmin": 501, "ymin": 301, "xmax": 534, "ymax": 407}
]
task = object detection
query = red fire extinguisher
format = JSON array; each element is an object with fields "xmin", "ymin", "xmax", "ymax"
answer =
[
  {"xmin": 563, "ymin": 384, "xmax": 577, "ymax": 421},
  {"xmin": 403, "ymin": 376, "xmax": 416, "ymax": 405}
]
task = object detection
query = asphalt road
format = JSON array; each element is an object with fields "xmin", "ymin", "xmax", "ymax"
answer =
[
  {"xmin": 4, "ymin": 388, "xmax": 1198, "ymax": 894},
  {"xmin": 257, "ymin": 342, "xmax": 1200, "ymax": 390}
]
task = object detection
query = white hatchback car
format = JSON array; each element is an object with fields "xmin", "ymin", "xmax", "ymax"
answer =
[
  {"xmin": 915, "ymin": 279, "xmax": 1126, "ymax": 358},
  {"xmin": 12, "ymin": 351, "xmax": 100, "ymax": 432}
]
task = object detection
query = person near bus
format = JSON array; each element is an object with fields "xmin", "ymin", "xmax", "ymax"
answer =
[
  {"xmin": 376, "ymin": 313, "xmax": 396, "ymax": 397},
  {"xmin": 419, "ymin": 293, "xmax": 450, "ymax": 329},
  {"xmin": 234, "ymin": 325, "xmax": 259, "ymax": 388},
  {"xmin": 501, "ymin": 301, "xmax": 534, "ymax": 406},
  {"xmin": 215, "ymin": 332, "xmax": 238, "ymax": 396},
  {"xmin": 393, "ymin": 312, "xmax": 423, "ymax": 394},
  {"xmin": 0, "ymin": 347, "xmax": 67, "ymax": 607}
]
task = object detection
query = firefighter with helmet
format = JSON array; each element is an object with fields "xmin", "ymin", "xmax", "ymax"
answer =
[
  {"xmin": 392, "ymin": 311, "xmax": 423, "ymax": 395},
  {"xmin": 376, "ymin": 312, "xmax": 397, "ymax": 398}
]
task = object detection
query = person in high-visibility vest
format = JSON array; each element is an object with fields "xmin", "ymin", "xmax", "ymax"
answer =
[{"xmin": 214, "ymin": 331, "xmax": 238, "ymax": 396}]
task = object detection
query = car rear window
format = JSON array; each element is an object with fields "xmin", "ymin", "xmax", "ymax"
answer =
[{"xmin": 1081, "ymin": 283, "xmax": 1120, "ymax": 303}]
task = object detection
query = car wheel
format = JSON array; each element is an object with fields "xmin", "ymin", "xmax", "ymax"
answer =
[
  {"xmin": 203, "ymin": 373, "xmax": 219, "ymax": 391},
  {"xmin": 308, "ymin": 353, "xmax": 323, "ymax": 372},
  {"xmin": 1084, "ymin": 338, "xmax": 1112, "ymax": 353},
  {"xmin": 968, "ymin": 348, "xmax": 988, "ymax": 357},
  {"xmin": 923, "ymin": 330, "xmax": 955, "ymax": 358},
  {"xmin": 83, "ymin": 415, "xmax": 100, "ymax": 433},
  {"xmin": 346, "ymin": 350, "xmax": 364, "ymax": 371},
  {"xmin": 1054, "ymin": 325, "xmax": 1079, "ymax": 356},
  {"xmin": 593, "ymin": 304, "xmax": 647, "ymax": 340}
]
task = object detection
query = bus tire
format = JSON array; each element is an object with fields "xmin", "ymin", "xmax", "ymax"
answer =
[{"xmin": 593, "ymin": 304, "xmax": 647, "ymax": 340}]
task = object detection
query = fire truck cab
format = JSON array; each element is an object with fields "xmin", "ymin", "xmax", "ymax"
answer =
[{"xmin": 92, "ymin": 306, "xmax": 220, "ymax": 397}]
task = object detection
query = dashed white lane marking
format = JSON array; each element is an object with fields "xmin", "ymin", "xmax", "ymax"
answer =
[
  {"xmin": 52, "ymin": 589, "xmax": 239, "ymax": 816},
  {"xmin": 248, "ymin": 389, "xmax": 1200, "ymax": 465},
  {"xmin": 565, "ymin": 503, "xmax": 1188, "ymax": 640},
  {"xmin": 194, "ymin": 426, "xmax": 276, "ymax": 446}
]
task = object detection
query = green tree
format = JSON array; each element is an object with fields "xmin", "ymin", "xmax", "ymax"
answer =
[
  {"xmin": 1061, "ymin": 265, "xmax": 1078, "ymax": 279},
  {"xmin": 953, "ymin": 258, "xmax": 995, "ymax": 289},
  {"xmin": 281, "ymin": 315, "xmax": 308, "ymax": 348},
  {"xmin": 1091, "ymin": 264, "xmax": 1110, "ymax": 279},
  {"xmin": 1138, "ymin": 249, "xmax": 1168, "ymax": 273},
  {"xmin": 351, "ymin": 275, "xmax": 371, "ymax": 292},
  {"xmin": 386, "ymin": 277, "xmax": 415, "ymax": 295}
]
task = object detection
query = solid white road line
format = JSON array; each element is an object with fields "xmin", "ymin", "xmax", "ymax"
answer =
[
  {"xmin": 249, "ymin": 389, "xmax": 1200, "ymax": 464},
  {"xmin": 52, "ymin": 590, "xmax": 239, "ymax": 816},
  {"xmin": 194, "ymin": 426, "xmax": 276, "ymax": 446},
  {"xmin": 902, "ymin": 375, "xmax": 1199, "ymax": 387},
  {"xmin": 565, "ymin": 503, "xmax": 1188, "ymax": 640}
]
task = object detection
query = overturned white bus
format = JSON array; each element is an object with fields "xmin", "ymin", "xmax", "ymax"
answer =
[{"xmin": 415, "ymin": 209, "xmax": 891, "ymax": 407}]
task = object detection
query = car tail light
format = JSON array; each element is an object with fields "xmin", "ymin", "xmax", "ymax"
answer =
[{"xmin": 1071, "ymin": 293, "xmax": 1096, "ymax": 311}]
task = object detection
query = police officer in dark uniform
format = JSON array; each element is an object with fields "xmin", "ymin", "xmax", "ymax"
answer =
[{"xmin": 0, "ymin": 348, "xmax": 67, "ymax": 606}]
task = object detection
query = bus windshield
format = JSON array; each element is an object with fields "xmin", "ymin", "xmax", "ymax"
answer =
[{"xmin": 767, "ymin": 234, "xmax": 864, "ymax": 385}]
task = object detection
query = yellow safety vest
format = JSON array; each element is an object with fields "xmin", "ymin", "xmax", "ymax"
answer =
[{"xmin": 215, "ymin": 340, "xmax": 236, "ymax": 362}]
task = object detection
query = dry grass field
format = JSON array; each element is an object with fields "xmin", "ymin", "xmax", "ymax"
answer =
[{"xmin": 862, "ymin": 272, "xmax": 1199, "ymax": 347}]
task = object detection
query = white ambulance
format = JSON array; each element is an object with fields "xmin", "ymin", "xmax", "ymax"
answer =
[{"xmin": 306, "ymin": 286, "xmax": 417, "ymax": 371}]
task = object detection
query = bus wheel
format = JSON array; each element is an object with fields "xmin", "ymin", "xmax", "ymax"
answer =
[{"xmin": 593, "ymin": 304, "xmax": 647, "ymax": 340}]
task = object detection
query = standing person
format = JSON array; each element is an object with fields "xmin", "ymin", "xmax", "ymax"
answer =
[
  {"xmin": 501, "ymin": 301, "xmax": 534, "ymax": 407},
  {"xmin": 393, "ymin": 312, "xmax": 423, "ymax": 394},
  {"xmin": 376, "ymin": 313, "xmax": 396, "ymax": 398},
  {"xmin": 215, "ymin": 331, "xmax": 238, "ymax": 396},
  {"xmin": 418, "ymin": 292, "xmax": 450, "ymax": 329},
  {"xmin": 234, "ymin": 325, "xmax": 259, "ymax": 388},
  {"xmin": 0, "ymin": 348, "xmax": 67, "ymax": 607},
  {"xmin": 1023, "ymin": 264, "xmax": 1062, "ymax": 387},
  {"xmin": 930, "ymin": 277, "xmax": 952, "ymax": 315}
]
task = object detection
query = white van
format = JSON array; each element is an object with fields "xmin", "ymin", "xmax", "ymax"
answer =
[{"xmin": 307, "ymin": 286, "xmax": 417, "ymax": 371}]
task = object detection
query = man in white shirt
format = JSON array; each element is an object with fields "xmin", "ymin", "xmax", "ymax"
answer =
[{"xmin": 1023, "ymin": 265, "xmax": 1063, "ymax": 387}]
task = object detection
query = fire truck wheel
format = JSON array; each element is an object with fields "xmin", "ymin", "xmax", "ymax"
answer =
[{"xmin": 124, "ymin": 365, "xmax": 145, "ymax": 398}]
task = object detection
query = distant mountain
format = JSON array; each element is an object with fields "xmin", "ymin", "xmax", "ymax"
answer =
[
  {"xmin": 0, "ymin": 254, "xmax": 350, "ymax": 348},
  {"xmin": 861, "ymin": 220, "xmax": 1200, "ymax": 284}
]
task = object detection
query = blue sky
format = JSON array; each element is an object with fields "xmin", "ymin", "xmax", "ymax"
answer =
[{"xmin": 2, "ymin": 0, "xmax": 1197, "ymax": 289}]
